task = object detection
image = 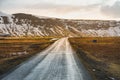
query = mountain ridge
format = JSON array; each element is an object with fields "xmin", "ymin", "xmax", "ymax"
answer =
[{"xmin": 0, "ymin": 12, "xmax": 120, "ymax": 37}]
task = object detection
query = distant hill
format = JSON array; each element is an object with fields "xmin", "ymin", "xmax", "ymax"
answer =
[{"xmin": 0, "ymin": 12, "xmax": 120, "ymax": 37}]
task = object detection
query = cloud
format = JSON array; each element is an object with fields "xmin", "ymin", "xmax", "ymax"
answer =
[
  {"xmin": 0, "ymin": 0, "xmax": 103, "ymax": 9},
  {"xmin": 0, "ymin": 0, "xmax": 120, "ymax": 20},
  {"xmin": 25, "ymin": 2, "xmax": 101, "ymax": 13},
  {"xmin": 101, "ymin": 1, "xmax": 120, "ymax": 18}
]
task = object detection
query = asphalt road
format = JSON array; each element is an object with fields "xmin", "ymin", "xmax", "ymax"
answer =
[{"xmin": 2, "ymin": 38, "xmax": 92, "ymax": 80}]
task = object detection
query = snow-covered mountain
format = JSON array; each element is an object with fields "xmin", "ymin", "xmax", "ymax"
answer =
[{"xmin": 0, "ymin": 12, "xmax": 120, "ymax": 37}]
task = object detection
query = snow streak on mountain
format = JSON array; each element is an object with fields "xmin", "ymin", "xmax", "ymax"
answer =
[{"xmin": 0, "ymin": 11, "xmax": 120, "ymax": 37}]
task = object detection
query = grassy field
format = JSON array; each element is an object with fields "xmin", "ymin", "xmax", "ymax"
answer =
[
  {"xmin": 69, "ymin": 37, "xmax": 120, "ymax": 80},
  {"xmin": 0, "ymin": 37, "xmax": 56, "ymax": 76}
]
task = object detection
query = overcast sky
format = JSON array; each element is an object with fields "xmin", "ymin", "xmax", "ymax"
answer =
[{"xmin": 0, "ymin": 0, "xmax": 120, "ymax": 20}]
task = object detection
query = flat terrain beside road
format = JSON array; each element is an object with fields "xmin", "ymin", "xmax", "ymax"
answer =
[{"xmin": 69, "ymin": 37, "xmax": 120, "ymax": 80}]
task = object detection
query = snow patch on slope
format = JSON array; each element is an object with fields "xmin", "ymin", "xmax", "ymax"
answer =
[{"xmin": 81, "ymin": 26, "xmax": 120, "ymax": 37}]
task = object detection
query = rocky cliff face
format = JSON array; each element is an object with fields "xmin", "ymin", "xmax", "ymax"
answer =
[{"xmin": 0, "ymin": 12, "xmax": 120, "ymax": 37}]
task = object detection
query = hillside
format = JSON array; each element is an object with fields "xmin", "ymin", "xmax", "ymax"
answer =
[{"xmin": 0, "ymin": 12, "xmax": 120, "ymax": 37}]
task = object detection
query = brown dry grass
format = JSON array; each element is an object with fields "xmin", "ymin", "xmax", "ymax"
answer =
[
  {"xmin": 0, "ymin": 38, "xmax": 54, "ymax": 76},
  {"xmin": 69, "ymin": 37, "xmax": 120, "ymax": 80}
]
